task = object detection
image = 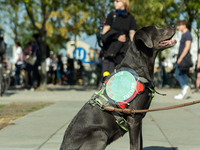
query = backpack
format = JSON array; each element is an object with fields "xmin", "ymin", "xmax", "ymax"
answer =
[
  {"xmin": 96, "ymin": 20, "xmax": 106, "ymax": 48},
  {"xmin": 96, "ymin": 11, "xmax": 117, "ymax": 49}
]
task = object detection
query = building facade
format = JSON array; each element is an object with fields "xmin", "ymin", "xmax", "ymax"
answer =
[{"xmin": 66, "ymin": 40, "xmax": 99, "ymax": 71}]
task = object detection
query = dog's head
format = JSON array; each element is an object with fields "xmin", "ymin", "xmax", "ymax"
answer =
[{"xmin": 134, "ymin": 25, "xmax": 177, "ymax": 51}]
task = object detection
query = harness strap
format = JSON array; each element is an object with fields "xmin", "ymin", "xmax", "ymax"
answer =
[
  {"xmin": 140, "ymin": 77, "xmax": 166, "ymax": 96},
  {"xmin": 88, "ymin": 89, "xmax": 129, "ymax": 132},
  {"xmin": 88, "ymin": 76, "xmax": 156, "ymax": 132},
  {"xmin": 112, "ymin": 111, "xmax": 129, "ymax": 131}
]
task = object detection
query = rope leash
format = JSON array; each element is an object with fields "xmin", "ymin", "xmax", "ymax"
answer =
[{"xmin": 103, "ymin": 99, "xmax": 200, "ymax": 114}]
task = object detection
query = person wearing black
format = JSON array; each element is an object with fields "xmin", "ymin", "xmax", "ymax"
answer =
[
  {"xmin": 76, "ymin": 59, "xmax": 84, "ymax": 83},
  {"xmin": 56, "ymin": 55, "xmax": 64, "ymax": 85},
  {"xmin": 102, "ymin": 0, "xmax": 137, "ymax": 76},
  {"xmin": 23, "ymin": 41, "xmax": 33, "ymax": 89},
  {"xmin": 30, "ymin": 34, "xmax": 41, "ymax": 91},
  {"xmin": 66, "ymin": 54, "xmax": 74, "ymax": 85}
]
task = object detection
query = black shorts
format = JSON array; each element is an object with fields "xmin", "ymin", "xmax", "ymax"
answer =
[{"xmin": 197, "ymin": 68, "xmax": 200, "ymax": 73}]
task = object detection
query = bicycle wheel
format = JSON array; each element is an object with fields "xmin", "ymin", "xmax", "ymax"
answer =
[
  {"xmin": 0, "ymin": 65, "xmax": 3, "ymax": 96},
  {"xmin": 4, "ymin": 74, "xmax": 11, "ymax": 91}
]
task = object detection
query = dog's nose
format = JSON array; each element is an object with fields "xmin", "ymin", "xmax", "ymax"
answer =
[{"xmin": 171, "ymin": 25, "xmax": 175, "ymax": 28}]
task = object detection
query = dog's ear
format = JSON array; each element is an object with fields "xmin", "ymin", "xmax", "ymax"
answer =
[{"xmin": 135, "ymin": 30, "xmax": 153, "ymax": 48}]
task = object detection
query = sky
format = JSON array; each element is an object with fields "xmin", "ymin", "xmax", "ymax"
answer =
[
  {"xmin": 79, "ymin": 33, "xmax": 101, "ymax": 50},
  {"xmin": 4, "ymin": 27, "xmax": 100, "ymax": 50}
]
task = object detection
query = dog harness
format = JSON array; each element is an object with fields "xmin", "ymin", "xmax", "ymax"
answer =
[{"xmin": 88, "ymin": 67, "xmax": 155, "ymax": 131}]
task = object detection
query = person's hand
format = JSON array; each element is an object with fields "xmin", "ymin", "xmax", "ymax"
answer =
[
  {"xmin": 177, "ymin": 57, "xmax": 182, "ymax": 65},
  {"xmin": 118, "ymin": 34, "xmax": 126, "ymax": 42}
]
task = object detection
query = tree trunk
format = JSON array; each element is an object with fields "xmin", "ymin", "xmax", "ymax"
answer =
[
  {"xmin": 198, "ymin": 36, "xmax": 199, "ymax": 54},
  {"xmin": 39, "ymin": 33, "xmax": 47, "ymax": 91}
]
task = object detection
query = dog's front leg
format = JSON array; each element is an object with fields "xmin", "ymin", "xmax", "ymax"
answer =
[{"xmin": 127, "ymin": 115, "xmax": 143, "ymax": 150}]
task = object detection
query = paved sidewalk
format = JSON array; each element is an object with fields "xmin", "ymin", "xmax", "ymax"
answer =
[{"xmin": 0, "ymin": 85, "xmax": 200, "ymax": 150}]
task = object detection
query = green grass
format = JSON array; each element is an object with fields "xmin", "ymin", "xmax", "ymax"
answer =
[{"xmin": 0, "ymin": 102, "xmax": 54, "ymax": 130}]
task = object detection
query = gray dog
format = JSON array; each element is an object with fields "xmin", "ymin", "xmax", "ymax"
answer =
[{"xmin": 60, "ymin": 25, "xmax": 177, "ymax": 150}]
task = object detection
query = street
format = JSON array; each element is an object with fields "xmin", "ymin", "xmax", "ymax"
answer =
[{"xmin": 0, "ymin": 85, "xmax": 200, "ymax": 150}]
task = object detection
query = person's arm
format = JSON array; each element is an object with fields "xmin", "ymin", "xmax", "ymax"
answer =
[
  {"xmin": 129, "ymin": 15, "xmax": 137, "ymax": 42},
  {"xmin": 103, "ymin": 25, "xmax": 125, "ymax": 42},
  {"xmin": 197, "ymin": 53, "xmax": 200, "ymax": 69},
  {"xmin": 177, "ymin": 41, "xmax": 191, "ymax": 64},
  {"xmin": 102, "ymin": 25, "xmax": 111, "ymax": 34},
  {"xmin": 102, "ymin": 11, "xmax": 113, "ymax": 34},
  {"xmin": 129, "ymin": 30, "xmax": 136, "ymax": 42}
]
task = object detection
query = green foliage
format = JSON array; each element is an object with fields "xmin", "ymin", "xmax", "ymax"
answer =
[
  {"xmin": 178, "ymin": 0, "xmax": 200, "ymax": 50},
  {"xmin": 0, "ymin": 0, "xmax": 32, "ymax": 48},
  {"xmin": 131, "ymin": 0, "xmax": 179, "ymax": 29},
  {"xmin": 1, "ymin": 0, "xmax": 200, "ymax": 53}
]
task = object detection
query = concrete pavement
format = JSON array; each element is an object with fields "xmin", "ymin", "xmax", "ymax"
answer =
[{"xmin": 0, "ymin": 85, "xmax": 200, "ymax": 150}]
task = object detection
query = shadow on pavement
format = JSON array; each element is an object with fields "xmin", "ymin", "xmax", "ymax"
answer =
[
  {"xmin": 144, "ymin": 146, "xmax": 178, "ymax": 150},
  {"xmin": 47, "ymin": 85, "xmax": 97, "ymax": 91},
  {"xmin": 1, "ymin": 92, "xmax": 16, "ymax": 97}
]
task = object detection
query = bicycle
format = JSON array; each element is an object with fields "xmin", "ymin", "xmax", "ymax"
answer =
[
  {"xmin": 0, "ymin": 57, "xmax": 11, "ymax": 96},
  {"xmin": 0, "ymin": 29, "xmax": 10, "ymax": 96}
]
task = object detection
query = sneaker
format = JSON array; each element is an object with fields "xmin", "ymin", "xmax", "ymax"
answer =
[
  {"xmin": 182, "ymin": 85, "xmax": 190, "ymax": 99},
  {"xmin": 30, "ymin": 88, "xmax": 35, "ymax": 92},
  {"xmin": 15, "ymin": 85, "xmax": 21, "ymax": 88},
  {"xmin": 194, "ymin": 88, "xmax": 199, "ymax": 93},
  {"xmin": 174, "ymin": 93, "xmax": 184, "ymax": 100}
]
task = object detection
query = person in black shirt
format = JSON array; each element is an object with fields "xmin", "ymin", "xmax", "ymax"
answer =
[
  {"xmin": 102, "ymin": 0, "xmax": 137, "ymax": 76},
  {"xmin": 66, "ymin": 54, "xmax": 74, "ymax": 85}
]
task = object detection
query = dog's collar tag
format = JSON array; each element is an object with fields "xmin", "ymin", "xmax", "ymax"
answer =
[{"xmin": 103, "ymin": 67, "xmax": 145, "ymax": 109}]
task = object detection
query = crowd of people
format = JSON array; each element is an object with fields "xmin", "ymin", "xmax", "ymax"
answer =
[
  {"xmin": 1, "ymin": 0, "xmax": 200, "ymax": 98},
  {"xmin": 2, "ymin": 33, "xmax": 85, "ymax": 91}
]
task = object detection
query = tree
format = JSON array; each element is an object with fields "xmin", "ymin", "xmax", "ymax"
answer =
[
  {"xmin": 131, "ymin": 0, "xmax": 179, "ymax": 29},
  {"xmin": 22, "ymin": 0, "xmax": 59, "ymax": 91},
  {"xmin": 178, "ymin": 0, "xmax": 200, "ymax": 53},
  {"xmin": 0, "ymin": 0, "xmax": 33, "ymax": 48}
]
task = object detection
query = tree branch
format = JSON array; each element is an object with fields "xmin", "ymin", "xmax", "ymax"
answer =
[{"xmin": 24, "ymin": 2, "xmax": 40, "ymax": 32}]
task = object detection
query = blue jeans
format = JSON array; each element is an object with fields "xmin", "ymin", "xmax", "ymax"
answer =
[
  {"xmin": 174, "ymin": 65, "xmax": 188, "ymax": 89},
  {"xmin": 102, "ymin": 59, "xmax": 115, "ymax": 77},
  {"xmin": 15, "ymin": 64, "xmax": 22, "ymax": 85}
]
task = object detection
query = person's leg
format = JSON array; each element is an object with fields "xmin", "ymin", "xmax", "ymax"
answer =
[
  {"xmin": 102, "ymin": 59, "xmax": 115, "ymax": 77},
  {"xmin": 181, "ymin": 71, "xmax": 190, "ymax": 97},
  {"xmin": 28, "ymin": 70, "xmax": 31, "ymax": 87},
  {"xmin": 181, "ymin": 70, "xmax": 189, "ymax": 86},
  {"xmin": 31, "ymin": 65, "xmax": 38, "ymax": 89},
  {"xmin": 160, "ymin": 68, "xmax": 164, "ymax": 88},
  {"xmin": 25, "ymin": 70, "xmax": 29, "ymax": 88},
  {"xmin": 67, "ymin": 70, "xmax": 72, "ymax": 85},
  {"xmin": 15, "ymin": 64, "xmax": 21, "ymax": 85},
  {"xmin": 15, "ymin": 65, "xmax": 19, "ymax": 85},
  {"xmin": 174, "ymin": 65, "xmax": 186, "ymax": 89},
  {"xmin": 196, "ymin": 72, "xmax": 200, "ymax": 92},
  {"xmin": 174, "ymin": 65, "xmax": 190, "ymax": 99},
  {"xmin": 53, "ymin": 71, "xmax": 57, "ymax": 85}
]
